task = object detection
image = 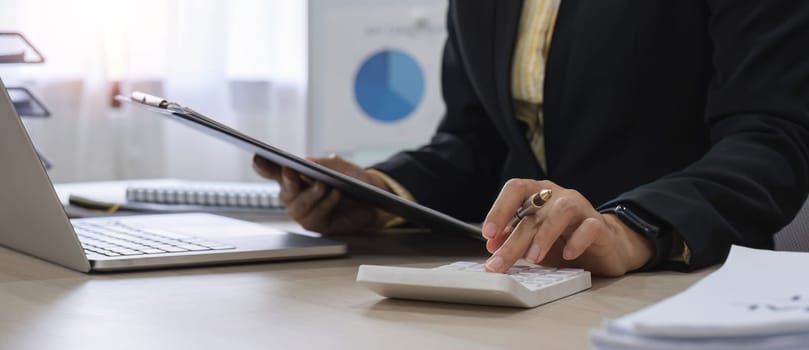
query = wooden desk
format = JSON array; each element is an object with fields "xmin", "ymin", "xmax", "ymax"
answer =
[{"xmin": 0, "ymin": 229, "xmax": 711, "ymax": 350}]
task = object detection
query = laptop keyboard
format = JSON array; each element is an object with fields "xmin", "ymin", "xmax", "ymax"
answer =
[{"xmin": 73, "ymin": 221, "xmax": 235, "ymax": 258}]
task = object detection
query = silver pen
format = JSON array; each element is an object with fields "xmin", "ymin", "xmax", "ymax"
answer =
[{"xmin": 506, "ymin": 189, "xmax": 553, "ymax": 229}]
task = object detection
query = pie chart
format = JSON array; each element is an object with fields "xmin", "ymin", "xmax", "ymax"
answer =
[{"xmin": 354, "ymin": 49, "xmax": 425, "ymax": 123}]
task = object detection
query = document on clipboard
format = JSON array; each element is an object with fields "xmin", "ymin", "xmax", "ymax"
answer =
[{"xmin": 116, "ymin": 92, "xmax": 483, "ymax": 240}]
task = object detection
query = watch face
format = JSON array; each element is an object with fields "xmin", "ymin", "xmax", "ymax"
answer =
[{"xmin": 610, "ymin": 205, "xmax": 661, "ymax": 237}]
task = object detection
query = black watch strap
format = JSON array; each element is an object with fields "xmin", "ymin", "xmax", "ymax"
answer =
[{"xmin": 599, "ymin": 203, "xmax": 671, "ymax": 270}]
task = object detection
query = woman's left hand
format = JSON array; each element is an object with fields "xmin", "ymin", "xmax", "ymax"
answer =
[{"xmin": 481, "ymin": 179, "xmax": 654, "ymax": 277}]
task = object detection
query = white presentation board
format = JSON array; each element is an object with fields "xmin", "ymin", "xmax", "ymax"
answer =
[{"xmin": 308, "ymin": 0, "xmax": 448, "ymax": 165}]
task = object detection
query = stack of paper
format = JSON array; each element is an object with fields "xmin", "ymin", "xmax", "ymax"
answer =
[{"xmin": 591, "ymin": 245, "xmax": 809, "ymax": 350}]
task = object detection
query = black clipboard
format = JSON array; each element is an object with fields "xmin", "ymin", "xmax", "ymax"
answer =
[{"xmin": 117, "ymin": 92, "xmax": 482, "ymax": 240}]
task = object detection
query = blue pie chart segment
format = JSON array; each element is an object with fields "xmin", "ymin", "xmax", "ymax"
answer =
[{"xmin": 354, "ymin": 50, "xmax": 425, "ymax": 123}]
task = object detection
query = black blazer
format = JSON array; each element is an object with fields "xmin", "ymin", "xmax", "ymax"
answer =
[{"xmin": 373, "ymin": 0, "xmax": 809, "ymax": 269}]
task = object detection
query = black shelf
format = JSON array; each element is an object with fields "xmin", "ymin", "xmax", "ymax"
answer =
[
  {"xmin": 8, "ymin": 86, "xmax": 50, "ymax": 117},
  {"xmin": 0, "ymin": 32, "xmax": 45, "ymax": 64},
  {"xmin": 1, "ymin": 32, "xmax": 52, "ymax": 168}
]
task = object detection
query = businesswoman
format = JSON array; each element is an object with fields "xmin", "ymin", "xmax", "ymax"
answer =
[{"xmin": 255, "ymin": 0, "xmax": 809, "ymax": 276}]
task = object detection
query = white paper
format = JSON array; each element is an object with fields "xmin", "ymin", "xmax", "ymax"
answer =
[
  {"xmin": 609, "ymin": 246, "xmax": 809, "ymax": 338},
  {"xmin": 591, "ymin": 327, "xmax": 809, "ymax": 350}
]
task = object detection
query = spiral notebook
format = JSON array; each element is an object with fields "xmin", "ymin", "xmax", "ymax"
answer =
[{"xmin": 125, "ymin": 180, "xmax": 282, "ymax": 209}]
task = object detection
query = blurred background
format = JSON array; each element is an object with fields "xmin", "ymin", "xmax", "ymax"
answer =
[{"xmin": 0, "ymin": 0, "xmax": 447, "ymax": 183}]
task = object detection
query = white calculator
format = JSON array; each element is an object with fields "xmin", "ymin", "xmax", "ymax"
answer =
[{"xmin": 356, "ymin": 261, "xmax": 591, "ymax": 308}]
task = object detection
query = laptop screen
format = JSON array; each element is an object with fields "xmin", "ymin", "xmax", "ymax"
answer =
[{"xmin": 0, "ymin": 79, "xmax": 91, "ymax": 271}]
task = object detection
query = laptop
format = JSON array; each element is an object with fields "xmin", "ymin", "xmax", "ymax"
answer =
[{"xmin": 0, "ymin": 79, "xmax": 347, "ymax": 272}]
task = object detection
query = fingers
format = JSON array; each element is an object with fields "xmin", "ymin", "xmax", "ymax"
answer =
[
  {"xmin": 278, "ymin": 167, "xmax": 303, "ymax": 204},
  {"xmin": 485, "ymin": 218, "xmax": 540, "ymax": 272},
  {"xmin": 284, "ymin": 180, "xmax": 324, "ymax": 216},
  {"xmin": 257, "ymin": 153, "xmax": 358, "ymax": 183},
  {"xmin": 309, "ymin": 154, "xmax": 392, "ymax": 194},
  {"xmin": 485, "ymin": 231, "xmax": 508, "ymax": 253},
  {"xmin": 484, "ymin": 184, "xmax": 605, "ymax": 273},
  {"xmin": 525, "ymin": 192, "xmax": 588, "ymax": 263},
  {"xmin": 482, "ymin": 179, "xmax": 532, "ymax": 240},
  {"xmin": 278, "ymin": 167, "xmax": 332, "ymax": 228},
  {"xmin": 309, "ymin": 154, "xmax": 364, "ymax": 178},
  {"xmin": 296, "ymin": 187, "xmax": 343, "ymax": 233},
  {"xmin": 265, "ymin": 154, "xmax": 384, "ymax": 234},
  {"xmin": 486, "ymin": 201, "xmax": 575, "ymax": 273},
  {"xmin": 482, "ymin": 179, "xmax": 559, "ymax": 240},
  {"xmin": 261, "ymin": 157, "xmax": 327, "ymax": 226},
  {"xmin": 310, "ymin": 154, "xmax": 351, "ymax": 173},
  {"xmin": 253, "ymin": 155, "xmax": 281, "ymax": 180},
  {"xmin": 560, "ymin": 217, "xmax": 604, "ymax": 261}
]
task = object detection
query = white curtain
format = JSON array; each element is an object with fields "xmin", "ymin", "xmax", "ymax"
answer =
[{"xmin": 0, "ymin": 0, "xmax": 307, "ymax": 183}]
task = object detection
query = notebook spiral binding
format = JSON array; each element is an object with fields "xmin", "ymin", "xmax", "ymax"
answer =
[{"xmin": 126, "ymin": 182, "xmax": 282, "ymax": 209}]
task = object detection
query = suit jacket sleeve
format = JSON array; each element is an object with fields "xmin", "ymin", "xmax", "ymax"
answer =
[
  {"xmin": 371, "ymin": 9, "xmax": 508, "ymax": 222},
  {"xmin": 602, "ymin": 0, "xmax": 809, "ymax": 270}
]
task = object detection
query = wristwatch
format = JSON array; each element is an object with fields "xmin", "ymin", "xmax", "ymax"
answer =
[{"xmin": 599, "ymin": 203, "xmax": 672, "ymax": 270}]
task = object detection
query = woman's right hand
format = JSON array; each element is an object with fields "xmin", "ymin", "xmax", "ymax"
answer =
[{"xmin": 252, "ymin": 154, "xmax": 395, "ymax": 234}]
